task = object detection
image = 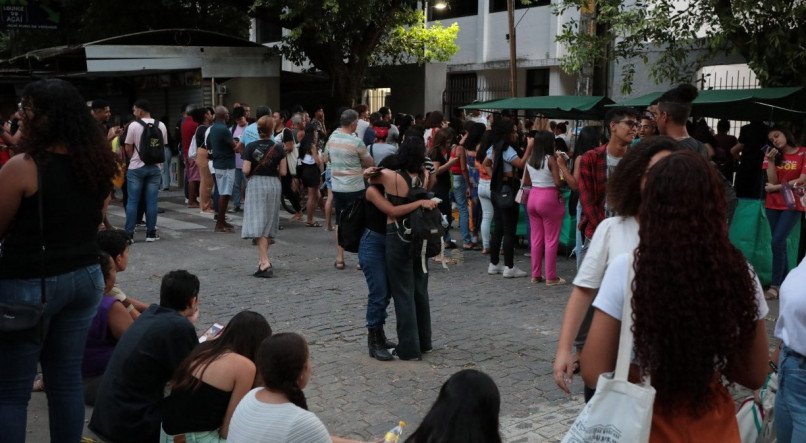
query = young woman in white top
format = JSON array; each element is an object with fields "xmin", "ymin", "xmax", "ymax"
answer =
[
  {"xmin": 522, "ymin": 130, "xmax": 566, "ymax": 285},
  {"xmin": 552, "ymin": 137, "xmax": 681, "ymax": 399},
  {"xmin": 227, "ymin": 333, "xmax": 369, "ymax": 443}
]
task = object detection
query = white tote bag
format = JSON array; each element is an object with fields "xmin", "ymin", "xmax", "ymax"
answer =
[{"xmin": 562, "ymin": 258, "xmax": 656, "ymax": 443}]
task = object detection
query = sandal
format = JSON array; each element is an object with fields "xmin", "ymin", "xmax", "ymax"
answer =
[
  {"xmin": 253, "ymin": 264, "xmax": 273, "ymax": 278},
  {"xmin": 305, "ymin": 221, "xmax": 321, "ymax": 227},
  {"xmin": 334, "ymin": 261, "xmax": 345, "ymax": 270},
  {"xmin": 32, "ymin": 374, "xmax": 44, "ymax": 392},
  {"xmin": 765, "ymin": 287, "xmax": 779, "ymax": 300},
  {"xmin": 546, "ymin": 277, "xmax": 568, "ymax": 287},
  {"xmin": 531, "ymin": 277, "xmax": 544, "ymax": 284}
]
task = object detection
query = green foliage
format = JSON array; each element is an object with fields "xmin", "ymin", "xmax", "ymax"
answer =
[
  {"xmin": 254, "ymin": 0, "xmax": 459, "ymax": 103},
  {"xmin": 1, "ymin": 0, "xmax": 252, "ymax": 58},
  {"xmin": 553, "ymin": 0, "xmax": 806, "ymax": 93},
  {"xmin": 378, "ymin": 11, "xmax": 460, "ymax": 65}
]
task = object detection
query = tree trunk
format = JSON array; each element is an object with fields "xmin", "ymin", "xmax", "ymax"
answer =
[{"xmin": 330, "ymin": 64, "xmax": 366, "ymax": 108}]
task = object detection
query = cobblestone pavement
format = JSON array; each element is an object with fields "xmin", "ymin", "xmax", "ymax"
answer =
[{"xmin": 24, "ymin": 190, "xmax": 778, "ymax": 442}]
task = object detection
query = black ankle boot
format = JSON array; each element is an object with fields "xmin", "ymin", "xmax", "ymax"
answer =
[
  {"xmin": 368, "ymin": 327, "xmax": 393, "ymax": 361},
  {"xmin": 378, "ymin": 327, "xmax": 397, "ymax": 350}
]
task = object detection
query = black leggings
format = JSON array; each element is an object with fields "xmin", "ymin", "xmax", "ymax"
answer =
[{"xmin": 490, "ymin": 200, "xmax": 519, "ymax": 268}]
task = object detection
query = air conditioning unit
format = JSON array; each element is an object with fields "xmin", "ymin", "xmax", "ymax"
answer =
[{"xmin": 216, "ymin": 84, "xmax": 229, "ymax": 95}]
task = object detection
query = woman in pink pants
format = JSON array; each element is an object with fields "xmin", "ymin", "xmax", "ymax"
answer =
[{"xmin": 524, "ymin": 131, "xmax": 567, "ymax": 285}]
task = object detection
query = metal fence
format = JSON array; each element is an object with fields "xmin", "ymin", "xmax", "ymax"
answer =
[{"xmin": 697, "ymin": 65, "xmax": 761, "ymax": 136}]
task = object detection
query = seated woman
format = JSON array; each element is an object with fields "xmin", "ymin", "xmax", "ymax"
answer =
[
  {"xmin": 160, "ymin": 311, "xmax": 272, "ymax": 442},
  {"xmin": 82, "ymin": 251, "xmax": 136, "ymax": 406},
  {"xmin": 404, "ymin": 369, "xmax": 502, "ymax": 443},
  {"xmin": 227, "ymin": 333, "xmax": 367, "ymax": 443}
]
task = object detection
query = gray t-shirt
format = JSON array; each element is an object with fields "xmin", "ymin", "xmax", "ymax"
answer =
[
  {"xmin": 604, "ymin": 153, "xmax": 622, "ymax": 218},
  {"xmin": 678, "ymin": 137, "xmax": 709, "ymax": 159},
  {"xmin": 369, "ymin": 142, "xmax": 398, "ymax": 167}
]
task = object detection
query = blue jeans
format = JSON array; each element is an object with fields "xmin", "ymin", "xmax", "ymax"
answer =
[
  {"xmin": 451, "ymin": 174, "xmax": 472, "ymax": 244},
  {"xmin": 358, "ymin": 229, "xmax": 390, "ymax": 328},
  {"xmin": 0, "ymin": 264, "xmax": 104, "ymax": 443},
  {"xmin": 126, "ymin": 165, "xmax": 161, "ymax": 237},
  {"xmin": 767, "ymin": 208, "xmax": 801, "ymax": 287},
  {"xmin": 232, "ymin": 169, "xmax": 245, "ymax": 208},
  {"xmin": 776, "ymin": 346, "xmax": 806, "ymax": 443}
]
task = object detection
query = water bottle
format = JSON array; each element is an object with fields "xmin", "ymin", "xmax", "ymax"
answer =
[{"xmin": 383, "ymin": 421, "xmax": 406, "ymax": 443}]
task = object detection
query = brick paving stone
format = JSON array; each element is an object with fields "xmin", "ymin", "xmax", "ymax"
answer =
[{"xmin": 22, "ymin": 190, "xmax": 779, "ymax": 442}]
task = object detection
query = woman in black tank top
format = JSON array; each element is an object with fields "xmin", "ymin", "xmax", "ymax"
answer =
[
  {"xmin": 0, "ymin": 79, "xmax": 118, "ymax": 442},
  {"xmin": 363, "ymin": 134, "xmax": 438, "ymax": 361}
]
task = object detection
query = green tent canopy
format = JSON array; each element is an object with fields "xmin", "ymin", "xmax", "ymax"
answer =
[
  {"xmin": 609, "ymin": 87, "xmax": 806, "ymax": 121},
  {"xmin": 462, "ymin": 96, "xmax": 614, "ymax": 120}
]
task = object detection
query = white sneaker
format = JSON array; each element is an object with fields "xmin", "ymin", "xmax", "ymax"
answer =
[
  {"xmin": 503, "ymin": 266, "xmax": 528, "ymax": 278},
  {"xmin": 488, "ymin": 263, "xmax": 505, "ymax": 275}
]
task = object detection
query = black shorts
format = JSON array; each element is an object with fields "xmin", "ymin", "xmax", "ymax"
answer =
[{"xmin": 300, "ymin": 163, "xmax": 321, "ymax": 188}]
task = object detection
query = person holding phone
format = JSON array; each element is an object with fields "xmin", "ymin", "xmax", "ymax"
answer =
[
  {"xmin": 762, "ymin": 126, "xmax": 806, "ymax": 300},
  {"xmin": 160, "ymin": 311, "xmax": 272, "ymax": 442}
]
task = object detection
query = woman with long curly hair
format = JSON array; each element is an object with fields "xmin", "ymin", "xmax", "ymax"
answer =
[
  {"xmin": 160, "ymin": 311, "xmax": 272, "ymax": 442},
  {"xmin": 0, "ymin": 78, "xmax": 117, "ymax": 442},
  {"xmin": 580, "ymin": 151, "xmax": 770, "ymax": 441}
]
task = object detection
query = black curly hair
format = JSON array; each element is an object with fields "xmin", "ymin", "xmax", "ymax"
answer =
[
  {"xmin": 16, "ymin": 79, "xmax": 117, "ymax": 194},
  {"xmin": 633, "ymin": 150, "xmax": 759, "ymax": 415},
  {"xmin": 606, "ymin": 136, "xmax": 681, "ymax": 216}
]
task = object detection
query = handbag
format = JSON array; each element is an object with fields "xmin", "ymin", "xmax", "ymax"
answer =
[
  {"xmin": 0, "ymin": 162, "xmax": 47, "ymax": 338},
  {"xmin": 562, "ymin": 257, "xmax": 656, "ymax": 443},
  {"xmin": 515, "ymin": 168, "xmax": 530, "ymax": 205},
  {"xmin": 737, "ymin": 371, "xmax": 777, "ymax": 443}
]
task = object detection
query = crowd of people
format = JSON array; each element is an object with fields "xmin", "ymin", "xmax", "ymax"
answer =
[{"xmin": 1, "ymin": 77, "xmax": 805, "ymax": 442}]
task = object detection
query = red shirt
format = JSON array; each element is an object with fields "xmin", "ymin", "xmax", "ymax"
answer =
[
  {"xmin": 180, "ymin": 117, "xmax": 199, "ymax": 158},
  {"xmin": 763, "ymin": 147, "xmax": 806, "ymax": 211},
  {"xmin": 578, "ymin": 144, "xmax": 609, "ymax": 239}
]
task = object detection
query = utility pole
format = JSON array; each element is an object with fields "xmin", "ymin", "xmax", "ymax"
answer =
[{"xmin": 507, "ymin": 0, "xmax": 517, "ymax": 97}]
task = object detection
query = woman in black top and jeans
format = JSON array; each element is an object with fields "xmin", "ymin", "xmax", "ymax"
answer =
[
  {"xmin": 361, "ymin": 153, "xmax": 434, "ymax": 361},
  {"xmin": 241, "ymin": 115, "xmax": 288, "ymax": 278},
  {"xmin": 0, "ymin": 79, "xmax": 117, "ymax": 443},
  {"xmin": 365, "ymin": 135, "xmax": 438, "ymax": 360}
]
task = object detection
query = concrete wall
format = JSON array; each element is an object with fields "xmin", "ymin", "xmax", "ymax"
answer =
[
  {"xmin": 222, "ymin": 77, "xmax": 281, "ymax": 112},
  {"xmin": 365, "ymin": 63, "xmax": 447, "ymax": 116}
]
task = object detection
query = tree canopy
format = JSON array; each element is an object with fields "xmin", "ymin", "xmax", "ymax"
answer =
[
  {"xmin": 554, "ymin": 0, "xmax": 806, "ymax": 94},
  {"xmin": 0, "ymin": 0, "xmax": 253, "ymax": 58},
  {"xmin": 253, "ymin": 0, "xmax": 459, "ymax": 105}
]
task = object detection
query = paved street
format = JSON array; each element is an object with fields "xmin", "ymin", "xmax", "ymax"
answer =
[{"xmin": 25, "ymin": 190, "xmax": 777, "ymax": 442}]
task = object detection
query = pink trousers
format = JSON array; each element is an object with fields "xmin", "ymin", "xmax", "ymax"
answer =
[{"xmin": 526, "ymin": 187, "xmax": 565, "ymax": 279}]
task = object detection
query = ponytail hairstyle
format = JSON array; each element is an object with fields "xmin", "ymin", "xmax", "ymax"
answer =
[
  {"xmin": 527, "ymin": 130, "xmax": 554, "ymax": 169},
  {"xmin": 257, "ymin": 332, "xmax": 310, "ymax": 410}
]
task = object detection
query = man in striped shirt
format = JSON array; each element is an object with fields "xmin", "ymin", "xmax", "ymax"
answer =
[{"xmin": 323, "ymin": 109, "xmax": 374, "ymax": 269}]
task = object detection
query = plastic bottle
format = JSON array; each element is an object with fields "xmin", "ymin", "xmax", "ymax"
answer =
[{"xmin": 383, "ymin": 421, "xmax": 406, "ymax": 443}]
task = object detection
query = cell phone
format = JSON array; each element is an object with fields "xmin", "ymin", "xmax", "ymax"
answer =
[{"xmin": 199, "ymin": 322, "xmax": 223, "ymax": 343}]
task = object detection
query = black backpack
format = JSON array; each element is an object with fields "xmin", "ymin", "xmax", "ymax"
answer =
[
  {"xmin": 395, "ymin": 172, "xmax": 445, "ymax": 264},
  {"xmin": 135, "ymin": 119, "xmax": 165, "ymax": 165}
]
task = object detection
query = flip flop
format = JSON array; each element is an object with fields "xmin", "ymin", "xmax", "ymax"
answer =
[
  {"xmin": 546, "ymin": 277, "xmax": 568, "ymax": 287},
  {"xmin": 765, "ymin": 287, "xmax": 779, "ymax": 300},
  {"xmin": 306, "ymin": 221, "xmax": 321, "ymax": 227},
  {"xmin": 334, "ymin": 261, "xmax": 345, "ymax": 270}
]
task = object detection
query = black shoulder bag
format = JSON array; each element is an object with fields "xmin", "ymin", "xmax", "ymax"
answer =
[
  {"xmin": 491, "ymin": 147, "xmax": 515, "ymax": 209},
  {"xmin": 0, "ymin": 162, "xmax": 47, "ymax": 341}
]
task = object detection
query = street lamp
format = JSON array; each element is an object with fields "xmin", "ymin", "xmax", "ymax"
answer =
[{"xmin": 423, "ymin": 1, "xmax": 448, "ymax": 25}]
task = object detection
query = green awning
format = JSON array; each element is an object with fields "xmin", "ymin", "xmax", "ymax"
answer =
[
  {"xmin": 462, "ymin": 95, "xmax": 613, "ymax": 119},
  {"xmin": 609, "ymin": 87, "xmax": 806, "ymax": 121}
]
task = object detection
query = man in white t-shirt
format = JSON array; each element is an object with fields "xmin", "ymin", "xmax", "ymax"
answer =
[{"xmin": 124, "ymin": 99, "xmax": 169, "ymax": 243}]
